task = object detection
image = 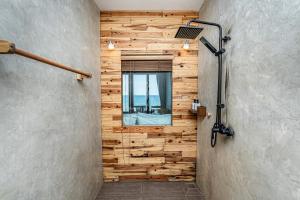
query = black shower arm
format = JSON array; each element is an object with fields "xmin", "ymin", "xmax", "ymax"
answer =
[{"xmin": 187, "ymin": 19, "xmax": 223, "ymax": 50}]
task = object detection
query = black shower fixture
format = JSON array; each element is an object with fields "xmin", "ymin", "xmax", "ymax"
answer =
[
  {"xmin": 175, "ymin": 25, "xmax": 204, "ymax": 39},
  {"xmin": 199, "ymin": 37, "xmax": 218, "ymax": 55},
  {"xmin": 175, "ymin": 19, "xmax": 234, "ymax": 148}
]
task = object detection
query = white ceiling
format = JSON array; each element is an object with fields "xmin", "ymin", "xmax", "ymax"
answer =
[{"xmin": 95, "ymin": 0, "xmax": 204, "ymax": 11}]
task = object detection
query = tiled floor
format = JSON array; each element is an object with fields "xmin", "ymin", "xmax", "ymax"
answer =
[{"xmin": 96, "ymin": 182, "xmax": 206, "ymax": 200}]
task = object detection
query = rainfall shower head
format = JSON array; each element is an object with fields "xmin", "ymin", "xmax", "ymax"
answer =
[
  {"xmin": 200, "ymin": 36, "xmax": 217, "ymax": 54},
  {"xmin": 175, "ymin": 25, "xmax": 204, "ymax": 39}
]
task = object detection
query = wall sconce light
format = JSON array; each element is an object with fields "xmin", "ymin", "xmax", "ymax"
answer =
[
  {"xmin": 183, "ymin": 40, "xmax": 190, "ymax": 50},
  {"xmin": 108, "ymin": 40, "xmax": 115, "ymax": 50}
]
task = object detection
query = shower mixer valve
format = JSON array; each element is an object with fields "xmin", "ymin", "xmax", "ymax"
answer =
[{"xmin": 211, "ymin": 123, "xmax": 234, "ymax": 147}]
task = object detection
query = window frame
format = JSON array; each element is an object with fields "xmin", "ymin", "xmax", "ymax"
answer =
[{"xmin": 121, "ymin": 71, "xmax": 173, "ymax": 127}]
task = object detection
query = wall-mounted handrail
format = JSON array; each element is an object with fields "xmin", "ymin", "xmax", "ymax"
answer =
[{"xmin": 0, "ymin": 40, "xmax": 92, "ymax": 80}]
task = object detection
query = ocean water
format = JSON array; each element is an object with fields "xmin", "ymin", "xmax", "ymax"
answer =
[{"xmin": 123, "ymin": 95, "xmax": 160, "ymax": 108}]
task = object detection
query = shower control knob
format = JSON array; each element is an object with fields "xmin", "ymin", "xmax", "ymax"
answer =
[
  {"xmin": 222, "ymin": 36, "xmax": 231, "ymax": 42},
  {"xmin": 224, "ymin": 127, "xmax": 234, "ymax": 137}
]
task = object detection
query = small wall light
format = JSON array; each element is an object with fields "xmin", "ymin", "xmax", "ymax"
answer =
[
  {"xmin": 183, "ymin": 40, "xmax": 190, "ymax": 50},
  {"xmin": 108, "ymin": 40, "xmax": 115, "ymax": 50}
]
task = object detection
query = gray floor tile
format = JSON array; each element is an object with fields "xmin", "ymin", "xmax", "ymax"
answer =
[
  {"xmin": 99, "ymin": 182, "xmax": 142, "ymax": 196},
  {"xmin": 185, "ymin": 188, "xmax": 202, "ymax": 196},
  {"xmin": 184, "ymin": 182, "xmax": 197, "ymax": 189},
  {"xmin": 142, "ymin": 182, "xmax": 186, "ymax": 197},
  {"xmin": 143, "ymin": 196, "xmax": 186, "ymax": 200},
  {"xmin": 185, "ymin": 196, "xmax": 205, "ymax": 200},
  {"xmin": 96, "ymin": 182, "xmax": 204, "ymax": 200},
  {"xmin": 96, "ymin": 196, "xmax": 142, "ymax": 200}
]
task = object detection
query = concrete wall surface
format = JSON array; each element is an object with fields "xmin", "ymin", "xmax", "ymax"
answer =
[
  {"xmin": 196, "ymin": 0, "xmax": 300, "ymax": 199},
  {"xmin": 0, "ymin": 0, "xmax": 102, "ymax": 200}
]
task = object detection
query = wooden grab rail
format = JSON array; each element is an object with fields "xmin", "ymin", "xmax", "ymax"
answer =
[{"xmin": 0, "ymin": 40, "xmax": 92, "ymax": 79}]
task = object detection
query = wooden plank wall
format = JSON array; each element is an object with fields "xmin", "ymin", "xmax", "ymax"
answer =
[{"xmin": 100, "ymin": 11, "xmax": 199, "ymax": 182}]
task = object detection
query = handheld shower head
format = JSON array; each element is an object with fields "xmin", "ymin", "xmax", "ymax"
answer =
[
  {"xmin": 200, "ymin": 36, "xmax": 217, "ymax": 54},
  {"xmin": 175, "ymin": 25, "xmax": 203, "ymax": 39}
]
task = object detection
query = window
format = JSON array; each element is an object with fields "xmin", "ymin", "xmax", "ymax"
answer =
[{"xmin": 122, "ymin": 60, "xmax": 172, "ymax": 126}]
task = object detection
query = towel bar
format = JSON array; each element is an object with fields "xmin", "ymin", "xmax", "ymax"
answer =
[{"xmin": 0, "ymin": 40, "xmax": 92, "ymax": 80}]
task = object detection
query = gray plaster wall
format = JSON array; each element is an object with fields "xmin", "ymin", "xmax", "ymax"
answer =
[
  {"xmin": 0, "ymin": 0, "xmax": 102, "ymax": 199},
  {"xmin": 196, "ymin": 0, "xmax": 300, "ymax": 199}
]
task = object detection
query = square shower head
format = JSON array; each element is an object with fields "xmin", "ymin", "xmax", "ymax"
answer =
[{"xmin": 175, "ymin": 25, "xmax": 204, "ymax": 39}]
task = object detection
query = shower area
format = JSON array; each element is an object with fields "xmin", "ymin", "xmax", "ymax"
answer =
[
  {"xmin": 0, "ymin": 0, "xmax": 299, "ymax": 200},
  {"xmin": 98, "ymin": 0, "xmax": 300, "ymax": 199}
]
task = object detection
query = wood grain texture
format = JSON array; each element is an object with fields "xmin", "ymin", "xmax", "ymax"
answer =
[{"xmin": 100, "ymin": 11, "xmax": 199, "ymax": 182}]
